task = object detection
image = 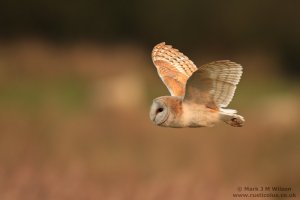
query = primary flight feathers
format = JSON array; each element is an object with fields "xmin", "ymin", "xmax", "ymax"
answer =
[{"xmin": 152, "ymin": 42, "xmax": 243, "ymax": 108}]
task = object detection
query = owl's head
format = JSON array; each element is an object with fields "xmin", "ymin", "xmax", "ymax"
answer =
[{"xmin": 149, "ymin": 96, "xmax": 182, "ymax": 126}]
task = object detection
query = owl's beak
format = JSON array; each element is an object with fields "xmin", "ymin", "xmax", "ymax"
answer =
[
  {"xmin": 149, "ymin": 102, "xmax": 159, "ymax": 122},
  {"xmin": 150, "ymin": 114, "xmax": 155, "ymax": 122}
]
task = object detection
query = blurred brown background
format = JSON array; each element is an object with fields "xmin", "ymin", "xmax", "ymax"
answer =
[{"xmin": 0, "ymin": 0, "xmax": 299, "ymax": 199}]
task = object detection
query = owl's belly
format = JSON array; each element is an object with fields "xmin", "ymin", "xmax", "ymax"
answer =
[{"xmin": 180, "ymin": 103, "xmax": 220, "ymax": 127}]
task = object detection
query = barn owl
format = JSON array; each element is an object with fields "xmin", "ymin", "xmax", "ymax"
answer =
[{"xmin": 149, "ymin": 42, "xmax": 245, "ymax": 128}]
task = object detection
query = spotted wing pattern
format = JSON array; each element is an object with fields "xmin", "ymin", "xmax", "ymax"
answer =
[
  {"xmin": 152, "ymin": 42, "xmax": 198, "ymax": 96},
  {"xmin": 184, "ymin": 60, "xmax": 243, "ymax": 108}
]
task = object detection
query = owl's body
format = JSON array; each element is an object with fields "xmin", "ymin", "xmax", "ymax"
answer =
[
  {"xmin": 150, "ymin": 42, "xmax": 245, "ymax": 128},
  {"xmin": 181, "ymin": 101, "xmax": 220, "ymax": 128}
]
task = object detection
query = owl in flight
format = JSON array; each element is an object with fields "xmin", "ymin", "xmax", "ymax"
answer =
[{"xmin": 149, "ymin": 42, "xmax": 245, "ymax": 128}]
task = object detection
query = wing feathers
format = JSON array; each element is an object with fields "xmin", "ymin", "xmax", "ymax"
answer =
[
  {"xmin": 199, "ymin": 60, "xmax": 242, "ymax": 107},
  {"xmin": 152, "ymin": 42, "xmax": 197, "ymax": 96},
  {"xmin": 184, "ymin": 60, "xmax": 243, "ymax": 108},
  {"xmin": 152, "ymin": 43, "xmax": 243, "ymax": 107}
]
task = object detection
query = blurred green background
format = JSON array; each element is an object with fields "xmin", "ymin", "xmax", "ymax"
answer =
[{"xmin": 0, "ymin": 0, "xmax": 299, "ymax": 199}]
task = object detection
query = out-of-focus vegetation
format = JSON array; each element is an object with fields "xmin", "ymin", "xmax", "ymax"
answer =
[{"xmin": 0, "ymin": 0, "xmax": 299, "ymax": 199}]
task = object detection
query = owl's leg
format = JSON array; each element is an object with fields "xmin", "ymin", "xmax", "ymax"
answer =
[{"xmin": 220, "ymin": 111, "xmax": 245, "ymax": 127}]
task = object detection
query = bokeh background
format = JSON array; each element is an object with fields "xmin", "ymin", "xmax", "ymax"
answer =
[{"xmin": 0, "ymin": 1, "xmax": 299, "ymax": 199}]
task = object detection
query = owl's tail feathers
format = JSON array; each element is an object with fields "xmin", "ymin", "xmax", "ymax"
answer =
[
  {"xmin": 220, "ymin": 108, "xmax": 237, "ymax": 114},
  {"xmin": 220, "ymin": 109, "xmax": 245, "ymax": 127}
]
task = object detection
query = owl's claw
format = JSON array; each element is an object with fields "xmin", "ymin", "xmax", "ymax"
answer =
[{"xmin": 228, "ymin": 114, "xmax": 245, "ymax": 127}]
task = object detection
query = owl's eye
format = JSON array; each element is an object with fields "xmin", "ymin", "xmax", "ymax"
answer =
[
  {"xmin": 157, "ymin": 107, "xmax": 164, "ymax": 113},
  {"xmin": 150, "ymin": 101, "xmax": 169, "ymax": 125}
]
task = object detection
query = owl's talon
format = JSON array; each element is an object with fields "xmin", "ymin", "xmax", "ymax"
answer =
[{"xmin": 229, "ymin": 115, "xmax": 244, "ymax": 127}]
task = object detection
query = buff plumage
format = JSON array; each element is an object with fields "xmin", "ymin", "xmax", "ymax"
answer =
[{"xmin": 150, "ymin": 42, "xmax": 245, "ymax": 128}]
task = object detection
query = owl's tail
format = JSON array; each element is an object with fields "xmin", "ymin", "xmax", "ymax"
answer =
[{"xmin": 220, "ymin": 108, "xmax": 245, "ymax": 127}]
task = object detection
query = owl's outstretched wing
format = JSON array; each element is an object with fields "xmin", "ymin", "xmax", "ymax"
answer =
[
  {"xmin": 184, "ymin": 60, "xmax": 243, "ymax": 108},
  {"xmin": 152, "ymin": 42, "xmax": 198, "ymax": 97}
]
